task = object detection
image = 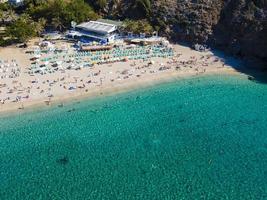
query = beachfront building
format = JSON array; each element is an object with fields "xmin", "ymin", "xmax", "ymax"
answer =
[{"xmin": 67, "ymin": 19, "xmax": 122, "ymax": 44}]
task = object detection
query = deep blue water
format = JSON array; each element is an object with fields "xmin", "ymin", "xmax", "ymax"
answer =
[{"xmin": 0, "ymin": 74, "xmax": 267, "ymax": 199}]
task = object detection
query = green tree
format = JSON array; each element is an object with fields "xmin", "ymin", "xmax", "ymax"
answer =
[
  {"xmin": 51, "ymin": 16, "xmax": 65, "ymax": 31},
  {"xmin": 123, "ymin": 19, "xmax": 153, "ymax": 34},
  {"xmin": 85, "ymin": 0, "xmax": 107, "ymax": 10},
  {"xmin": 0, "ymin": 2, "xmax": 11, "ymax": 11},
  {"xmin": 24, "ymin": 0, "xmax": 46, "ymax": 7},
  {"xmin": 65, "ymin": 0, "xmax": 98, "ymax": 24},
  {"xmin": 6, "ymin": 14, "xmax": 37, "ymax": 43},
  {"xmin": 0, "ymin": 10, "xmax": 3, "ymax": 24},
  {"xmin": 35, "ymin": 18, "xmax": 46, "ymax": 35},
  {"xmin": 133, "ymin": 0, "xmax": 151, "ymax": 18},
  {"xmin": 135, "ymin": 0, "xmax": 151, "ymax": 13},
  {"xmin": 6, "ymin": 9, "xmax": 17, "ymax": 22},
  {"xmin": 26, "ymin": 0, "xmax": 98, "ymax": 31}
]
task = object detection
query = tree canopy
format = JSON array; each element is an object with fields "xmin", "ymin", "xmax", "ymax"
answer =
[
  {"xmin": 0, "ymin": 0, "xmax": 156, "ymax": 45},
  {"xmin": 5, "ymin": 14, "xmax": 39, "ymax": 43},
  {"xmin": 26, "ymin": 0, "xmax": 98, "ymax": 30},
  {"xmin": 123, "ymin": 19, "xmax": 154, "ymax": 34}
]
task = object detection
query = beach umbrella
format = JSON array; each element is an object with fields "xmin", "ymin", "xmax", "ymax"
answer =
[
  {"xmin": 34, "ymin": 54, "xmax": 41, "ymax": 58},
  {"xmin": 56, "ymin": 61, "xmax": 62, "ymax": 66}
]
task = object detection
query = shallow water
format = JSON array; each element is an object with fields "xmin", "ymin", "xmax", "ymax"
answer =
[{"xmin": 0, "ymin": 74, "xmax": 267, "ymax": 199}]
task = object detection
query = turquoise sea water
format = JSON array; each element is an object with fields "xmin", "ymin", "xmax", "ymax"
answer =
[{"xmin": 0, "ymin": 74, "xmax": 267, "ymax": 199}]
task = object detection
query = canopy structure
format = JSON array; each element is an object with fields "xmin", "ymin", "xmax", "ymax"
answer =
[
  {"xmin": 67, "ymin": 20, "xmax": 121, "ymax": 43},
  {"xmin": 76, "ymin": 21, "xmax": 117, "ymax": 35},
  {"xmin": 96, "ymin": 19, "xmax": 123, "ymax": 27}
]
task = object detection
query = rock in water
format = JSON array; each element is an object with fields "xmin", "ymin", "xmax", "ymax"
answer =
[{"xmin": 57, "ymin": 156, "xmax": 69, "ymax": 165}]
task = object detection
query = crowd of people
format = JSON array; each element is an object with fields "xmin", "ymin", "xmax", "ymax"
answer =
[
  {"xmin": 0, "ymin": 53, "xmax": 226, "ymax": 107},
  {"xmin": 0, "ymin": 60, "xmax": 21, "ymax": 79},
  {"xmin": 0, "ymin": 38, "xmax": 231, "ymax": 110},
  {"xmin": 28, "ymin": 44, "xmax": 174, "ymax": 75}
]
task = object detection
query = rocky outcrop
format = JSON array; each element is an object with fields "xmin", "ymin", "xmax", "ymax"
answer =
[
  {"xmin": 103, "ymin": 0, "xmax": 224, "ymax": 43},
  {"xmin": 151, "ymin": 0, "xmax": 224, "ymax": 43},
  {"xmin": 213, "ymin": 0, "xmax": 267, "ymax": 61}
]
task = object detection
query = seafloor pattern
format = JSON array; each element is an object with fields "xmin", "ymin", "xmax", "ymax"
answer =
[{"xmin": 0, "ymin": 75, "xmax": 267, "ymax": 199}]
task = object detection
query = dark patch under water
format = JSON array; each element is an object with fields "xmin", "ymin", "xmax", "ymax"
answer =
[{"xmin": 56, "ymin": 156, "xmax": 69, "ymax": 165}]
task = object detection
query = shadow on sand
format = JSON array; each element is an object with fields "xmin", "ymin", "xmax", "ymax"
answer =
[
  {"xmin": 211, "ymin": 49, "xmax": 267, "ymax": 84},
  {"xmin": 175, "ymin": 41, "xmax": 267, "ymax": 84}
]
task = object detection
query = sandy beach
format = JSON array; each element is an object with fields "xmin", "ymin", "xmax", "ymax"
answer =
[{"xmin": 0, "ymin": 41, "xmax": 241, "ymax": 114}]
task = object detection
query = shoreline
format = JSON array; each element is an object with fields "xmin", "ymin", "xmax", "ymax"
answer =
[
  {"xmin": 0, "ymin": 67, "xmax": 241, "ymax": 115},
  {"xmin": 0, "ymin": 42, "xmax": 249, "ymax": 115}
]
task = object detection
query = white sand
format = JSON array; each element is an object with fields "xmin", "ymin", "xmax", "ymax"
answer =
[{"xmin": 0, "ymin": 41, "xmax": 242, "ymax": 113}]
